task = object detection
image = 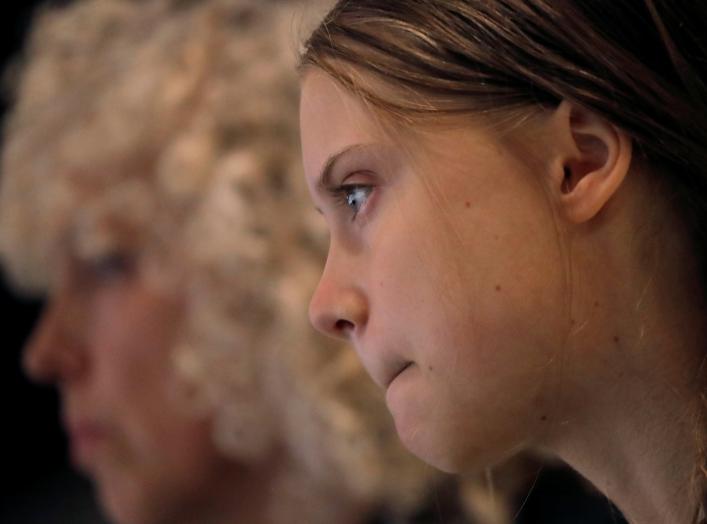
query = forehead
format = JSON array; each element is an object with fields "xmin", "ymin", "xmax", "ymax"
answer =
[
  {"xmin": 300, "ymin": 70, "xmax": 384, "ymax": 185},
  {"xmin": 299, "ymin": 69, "xmax": 503, "ymax": 176}
]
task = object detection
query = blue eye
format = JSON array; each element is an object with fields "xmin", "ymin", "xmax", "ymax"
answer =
[{"xmin": 337, "ymin": 184, "xmax": 372, "ymax": 219}]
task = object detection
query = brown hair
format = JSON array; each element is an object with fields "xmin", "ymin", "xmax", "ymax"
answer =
[{"xmin": 300, "ymin": 0, "xmax": 707, "ymax": 517}]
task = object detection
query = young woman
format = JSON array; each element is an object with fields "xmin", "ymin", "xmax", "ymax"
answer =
[{"xmin": 298, "ymin": 1, "xmax": 707, "ymax": 522}]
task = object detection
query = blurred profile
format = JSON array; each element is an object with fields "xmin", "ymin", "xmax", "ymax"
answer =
[{"xmin": 0, "ymin": 0, "xmax": 515, "ymax": 523}]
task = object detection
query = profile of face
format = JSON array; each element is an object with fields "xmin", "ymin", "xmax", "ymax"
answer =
[
  {"xmin": 301, "ymin": 70, "xmax": 578, "ymax": 473},
  {"xmin": 23, "ymin": 250, "xmax": 248, "ymax": 524}
]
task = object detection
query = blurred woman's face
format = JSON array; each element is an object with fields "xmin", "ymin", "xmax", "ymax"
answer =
[
  {"xmin": 300, "ymin": 70, "xmax": 569, "ymax": 473},
  {"xmin": 23, "ymin": 248, "xmax": 246, "ymax": 524}
]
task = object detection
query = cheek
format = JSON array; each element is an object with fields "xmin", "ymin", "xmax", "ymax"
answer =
[
  {"xmin": 382, "ymin": 198, "xmax": 567, "ymax": 469},
  {"xmin": 435, "ymin": 176, "xmax": 568, "ymax": 365},
  {"xmin": 391, "ymin": 302, "xmax": 558, "ymax": 473},
  {"xmin": 91, "ymin": 292, "xmax": 196, "ymax": 455},
  {"xmin": 424, "ymin": 210, "xmax": 567, "ymax": 410},
  {"xmin": 93, "ymin": 287, "xmax": 182, "ymax": 391}
]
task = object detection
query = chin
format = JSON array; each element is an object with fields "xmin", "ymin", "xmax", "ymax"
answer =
[
  {"xmin": 387, "ymin": 372, "xmax": 473, "ymax": 473},
  {"xmin": 100, "ymin": 492, "xmax": 143, "ymax": 524},
  {"xmin": 393, "ymin": 409, "xmax": 507, "ymax": 475},
  {"xmin": 97, "ymin": 476, "xmax": 167, "ymax": 524},
  {"xmin": 409, "ymin": 436, "xmax": 506, "ymax": 476},
  {"xmin": 400, "ymin": 432, "xmax": 466, "ymax": 474},
  {"xmin": 390, "ymin": 412, "xmax": 459, "ymax": 473}
]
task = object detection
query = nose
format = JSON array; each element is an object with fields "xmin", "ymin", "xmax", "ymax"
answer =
[
  {"xmin": 309, "ymin": 250, "xmax": 368, "ymax": 340},
  {"xmin": 23, "ymin": 292, "xmax": 88, "ymax": 385}
]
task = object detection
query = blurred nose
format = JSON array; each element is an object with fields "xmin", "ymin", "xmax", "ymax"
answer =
[
  {"xmin": 23, "ymin": 291, "xmax": 88, "ymax": 385},
  {"xmin": 309, "ymin": 248, "xmax": 368, "ymax": 341}
]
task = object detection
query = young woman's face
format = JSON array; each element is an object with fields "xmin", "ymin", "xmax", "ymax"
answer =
[
  {"xmin": 22, "ymin": 247, "xmax": 252, "ymax": 524},
  {"xmin": 300, "ymin": 70, "xmax": 570, "ymax": 473}
]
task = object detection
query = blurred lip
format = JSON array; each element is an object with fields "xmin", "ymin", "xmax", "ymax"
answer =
[{"xmin": 65, "ymin": 419, "xmax": 110, "ymax": 468}]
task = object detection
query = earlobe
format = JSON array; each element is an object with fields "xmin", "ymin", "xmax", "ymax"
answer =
[{"xmin": 550, "ymin": 100, "xmax": 632, "ymax": 224}]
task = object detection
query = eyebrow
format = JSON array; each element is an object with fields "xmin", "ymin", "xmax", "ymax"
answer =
[{"xmin": 316, "ymin": 143, "xmax": 374, "ymax": 191}]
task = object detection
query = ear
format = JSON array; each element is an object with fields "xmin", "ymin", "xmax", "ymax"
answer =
[{"xmin": 549, "ymin": 100, "xmax": 632, "ymax": 223}]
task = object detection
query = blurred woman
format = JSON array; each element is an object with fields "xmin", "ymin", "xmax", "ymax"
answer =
[{"xmin": 0, "ymin": 1, "xmax": 463, "ymax": 523}]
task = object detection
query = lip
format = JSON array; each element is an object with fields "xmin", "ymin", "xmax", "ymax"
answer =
[
  {"xmin": 384, "ymin": 361, "xmax": 413, "ymax": 390},
  {"xmin": 352, "ymin": 338, "xmax": 413, "ymax": 390}
]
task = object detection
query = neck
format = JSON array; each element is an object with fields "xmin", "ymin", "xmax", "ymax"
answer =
[
  {"xmin": 543, "ymin": 194, "xmax": 707, "ymax": 523},
  {"xmin": 552, "ymin": 357, "xmax": 703, "ymax": 523}
]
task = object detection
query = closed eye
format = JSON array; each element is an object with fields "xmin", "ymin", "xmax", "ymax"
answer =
[{"xmin": 84, "ymin": 252, "xmax": 136, "ymax": 282}]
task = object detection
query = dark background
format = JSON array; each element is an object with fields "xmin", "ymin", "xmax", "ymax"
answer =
[
  {"xmin": 1, "ymin": 2, "xmax": 106, "ymax": 522},
  {"xmin": 0, "ymin": 2, "xmax": 625, "ymax": 523}
]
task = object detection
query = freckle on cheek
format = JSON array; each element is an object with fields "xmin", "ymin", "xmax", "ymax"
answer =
[
  {"xmin": 464, "ymin": 201, "xmax": 471, "ymax": 208},
  {"xmin": 495, "ymin": 284, "xmax": 502, "ymax": 292},
  {"xmin": 540, "ymin": 415, "xmax": 547, "ymax": 422},
  {"xmin": 613, "ymin": 335, "xmax": 620, "ymax": 343}
]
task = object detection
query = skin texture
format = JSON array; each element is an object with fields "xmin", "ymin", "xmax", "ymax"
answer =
[
  {"xmin": 300, "ymin": 69, "xmax": 706, "ymax": 523},
  {"xmin": 301, "ymin": 70, "xmax": 567, "ymax": 471},
  {"xmin": 23, "ymin": 252, "xmax": 276, "ymax": 524}
]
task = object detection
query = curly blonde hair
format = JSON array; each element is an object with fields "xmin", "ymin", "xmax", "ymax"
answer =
[{"xmin": 0, "ymin": 0, "xmax": 451, "ymax": 521}]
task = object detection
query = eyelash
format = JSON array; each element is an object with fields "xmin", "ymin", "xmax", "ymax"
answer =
[{"xmin": 329, "ymin": 183, "xmax": 373, "ymax": 221}]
